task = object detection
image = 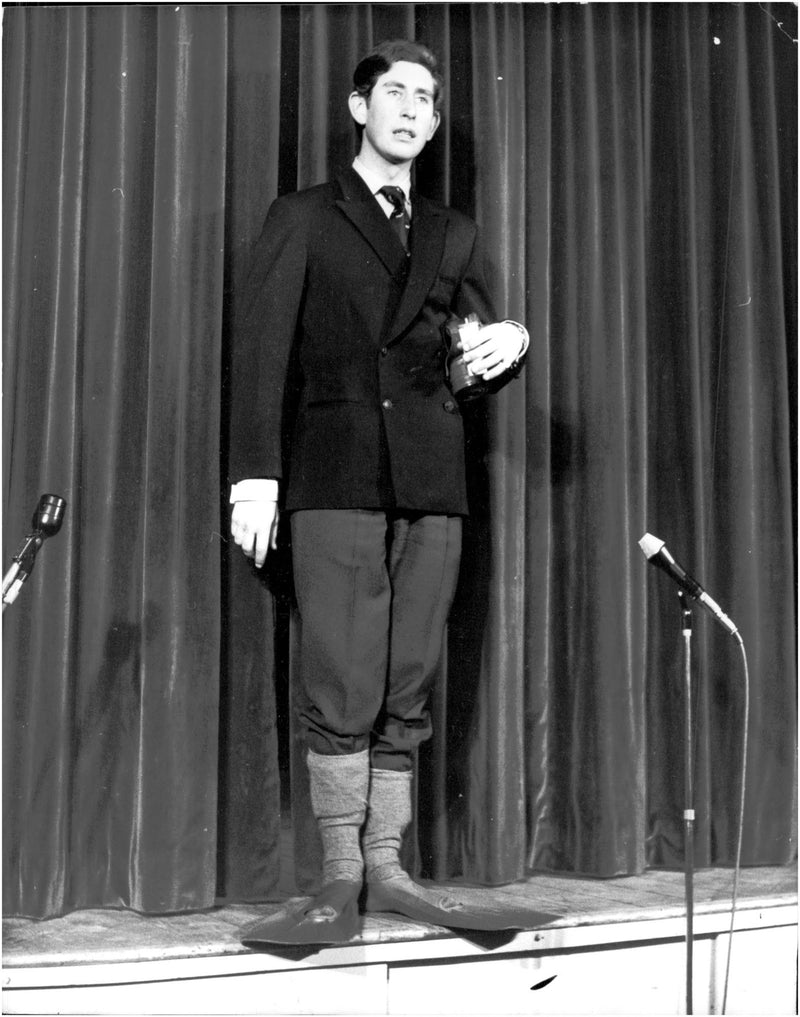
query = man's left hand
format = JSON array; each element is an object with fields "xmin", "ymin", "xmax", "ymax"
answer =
[{"xmin": 459, "ymin": 321, "xmax": 527, "ymax": 381}]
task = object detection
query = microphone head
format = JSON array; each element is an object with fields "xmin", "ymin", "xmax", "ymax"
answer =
[
  {"xmin": 33, "ymin": 494, "xmax": 66, "ymax": 538},
  {"xmin": 638, "ymin": 532, "xmax": 665, "ymax": 560}
]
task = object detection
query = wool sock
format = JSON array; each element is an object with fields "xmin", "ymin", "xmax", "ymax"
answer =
[
  {"xmin": 362, "ymin": 767, "xmax": 469, "ymax": 919},
  {"xmin": 360, "ymin": 767, "xmax": 558, "ymax": 934},
  {"xmin": 307, "ymin": 748, "xmax": 369, "ymax": 886},
  {"xmin": 362, "ymin": 767, "xmax": 413, "ymax": 881}
]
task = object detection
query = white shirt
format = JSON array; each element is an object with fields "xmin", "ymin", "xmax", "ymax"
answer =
[{"xmin": 353, "ymin": 156, "xmax": 411, "ymax": 219}]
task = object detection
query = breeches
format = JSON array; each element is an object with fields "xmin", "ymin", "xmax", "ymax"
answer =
[{"xmin": 290, "ymin": 509, "xmax": 463, "ymax": 771}]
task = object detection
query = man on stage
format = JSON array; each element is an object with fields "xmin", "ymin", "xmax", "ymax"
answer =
[{"xmin": 230, "ymin": 39, "xmax": 529, "ymax": 944}]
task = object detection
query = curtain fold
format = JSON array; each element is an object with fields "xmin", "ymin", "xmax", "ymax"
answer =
[
  {"xmin": 217, "ymin": 2, "xmax": 285, "ymax": 909},
  {"xmin": 451, "ymin": 3, "xmax": 534, "ymax": 883},
  {"xmin": 3, "ymin": 3, "xmax": 795, "ymax": 919},
  {"xmin": 3, "ymin": 6, "xmax": 228, "ymax": 916},
  {"xmin": 642, "ymin": 2, "xmax": 797, "ymax": 868}
]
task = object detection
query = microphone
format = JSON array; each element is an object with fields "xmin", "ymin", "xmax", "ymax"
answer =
[
  {"xmin": 639, "ymin": 532, "xmax": 738, "ymax": 636},
  {"xmin": 2, "ymin": 494, "xmax": 67, "ymax": 611}
]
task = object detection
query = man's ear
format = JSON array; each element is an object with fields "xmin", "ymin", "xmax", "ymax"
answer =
[
  {"xmin": 348, "ymin": 91, "xmax": 368, "ymax": 126},
  {"xmin": 426, "ymin": 110, "xmax": 441, "ymax": 142}
]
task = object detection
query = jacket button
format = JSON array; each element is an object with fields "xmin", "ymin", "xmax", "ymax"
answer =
[
  {"xmin": 382, "ymin": 399, "xmax": 393, "ymax": 410},
  {"xmin": 380, "ymin": 346, "xmax": 389, "ymax": 357},
  {"xmin": 443, "ymin": 400, "xmax": 456, "ymax": 413}
]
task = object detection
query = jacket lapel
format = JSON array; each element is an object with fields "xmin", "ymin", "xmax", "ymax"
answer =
[
  {"xmin": 385, "ymin": 192, "xmax": 447, "ymax": 345},
  {"xmin": 334, "ymin": 168, "xmax": 408, "ymax": 278},
  {"xmin": 333, "ymin": 170, "xmax": 449, "ymax": 345}
]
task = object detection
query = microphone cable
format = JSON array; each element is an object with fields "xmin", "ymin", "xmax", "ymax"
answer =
[{"xmin": 698, "ymin": 41, "xmax": 750, "ymax": 1012}]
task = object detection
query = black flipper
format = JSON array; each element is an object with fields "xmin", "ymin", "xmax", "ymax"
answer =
[
  {"xmin": 242, "ymin": 880, "xmax": 362, "ymax": 946},
  {"xmin": 364, "ymin": 878, "xmax": 560, "ymax": 932}
]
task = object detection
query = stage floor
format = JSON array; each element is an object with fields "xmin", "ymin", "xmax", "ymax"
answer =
[{"xmin": 3, "ymin": 864, "xmax": 796, "ymax": 967}]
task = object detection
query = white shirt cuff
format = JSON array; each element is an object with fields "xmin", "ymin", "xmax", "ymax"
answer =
[
  {"xmin": 230, "ymin": 479, "xmax": 280, "ymax": 503},
  {"xmin": 503, "ymin": 320, "xmax": 530, "ymax": 361}
]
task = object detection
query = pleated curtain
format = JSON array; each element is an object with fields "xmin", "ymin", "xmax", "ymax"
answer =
[{"xmin": 3, "ymin": 3, "xmax": 795, "ymax": 919}]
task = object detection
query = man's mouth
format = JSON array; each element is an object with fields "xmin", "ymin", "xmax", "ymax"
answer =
[{"xmin": 393, "ymin": 128, "xmax": 416, "ymax": 140}]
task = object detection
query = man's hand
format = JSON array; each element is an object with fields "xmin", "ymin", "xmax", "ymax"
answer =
[
  {"xmin": 231, "ymin": 500, "xmax": 279, "ymax": 568},
  {"xmin": 459, "ymin": 321, "xmax": 527, "ymax": 381}
]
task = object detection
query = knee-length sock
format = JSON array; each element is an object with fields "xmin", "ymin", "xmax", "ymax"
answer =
[{"xmin": 307, "ymin": 748, "xmax": 369, "ymax": 885}]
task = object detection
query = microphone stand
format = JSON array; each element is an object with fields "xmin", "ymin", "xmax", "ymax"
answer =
[{"xmin": 679, "ymin": 591, "xmax": 694, "ymax": 1014}]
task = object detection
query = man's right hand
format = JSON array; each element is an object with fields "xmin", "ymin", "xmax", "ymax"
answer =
[{"xmin": 231, "ymin": 500, "xmax": 279, "ymax": 568}]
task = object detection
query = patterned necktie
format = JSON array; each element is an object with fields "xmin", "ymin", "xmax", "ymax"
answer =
[{"xmin": 378, "ymin": 185, "xmax": 410, "ymax": 250}]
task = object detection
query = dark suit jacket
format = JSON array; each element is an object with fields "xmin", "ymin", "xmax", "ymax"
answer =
[{"xmin": 229, "ymin": 167, "xmax": 506, "ymax": 516}]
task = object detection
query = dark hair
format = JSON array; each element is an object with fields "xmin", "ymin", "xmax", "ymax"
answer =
[{"xmin": 352, "ymin": 39, "xmax": 444, "ymax": 109}]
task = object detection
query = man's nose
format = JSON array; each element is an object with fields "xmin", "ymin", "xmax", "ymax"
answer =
[{"xmin": 400, "ymin": 98, "xmax": 416, "ymax": 118}]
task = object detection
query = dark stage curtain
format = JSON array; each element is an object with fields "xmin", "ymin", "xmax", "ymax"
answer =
[
  {"xmin": 3, "ymin": 4, "xmax": 795, "ymax": 919},
  {"xmin": 2, "ymin": 6, "xmax": 229, "ymax": 916}
]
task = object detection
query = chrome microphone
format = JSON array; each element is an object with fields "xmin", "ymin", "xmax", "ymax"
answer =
[
  {"xmin": 639, "ymin": 532, "xmax": 738, "ymax": 636},
  {"xmin": 2, "ymin": 494, "xmax": 66, "ymax": 611}
]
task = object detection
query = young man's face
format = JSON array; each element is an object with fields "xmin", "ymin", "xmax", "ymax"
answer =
[{"xmin": 349, "ymin": 60, "xmax": 440, "ymax": 171}]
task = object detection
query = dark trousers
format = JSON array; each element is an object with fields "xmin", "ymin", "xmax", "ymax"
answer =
[{"xmin": 290, "ymin": 509, "xmax": 463, "ymax": 772}]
